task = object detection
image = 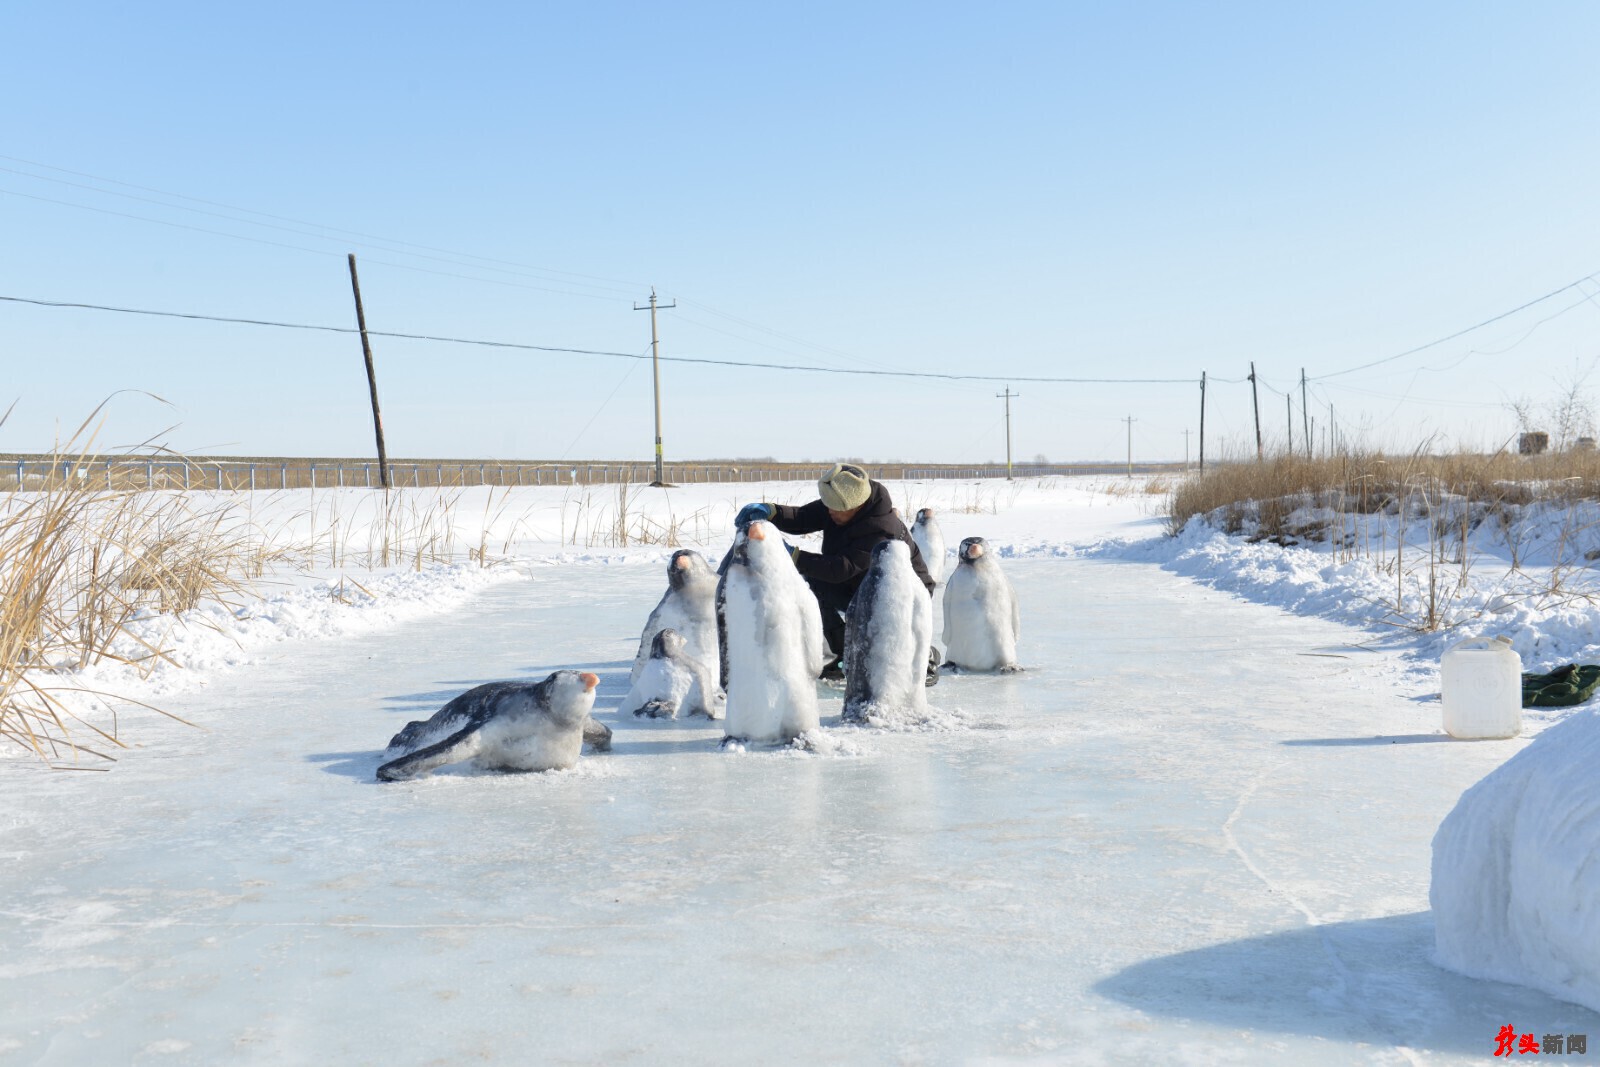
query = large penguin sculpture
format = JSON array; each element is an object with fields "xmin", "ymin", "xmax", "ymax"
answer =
[
  {"xmin": 376, "ymin": 670, "xmax": 605, "ymax": 781},
  {"xmin": 717, "ymin": 519, "xmax": 827, "ymax": 744},
  {"xmin": 941, "ymin": 536, "xmax": 1021, "ymax": 672},
  {"xmin": 629, "ymin": 549, "xmax": 720, "ymax": 687},
  {"xmin": 909, "ymin": 508, "xmax": 947, "ymax": 585},
  {"xmin": 842, "ymin": 539, "xmax": 933, "ymax": 724}
]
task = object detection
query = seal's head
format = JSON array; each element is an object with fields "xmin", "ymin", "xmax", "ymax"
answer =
[{"xmin": 539, "ymin": 669, "xmax": 600, "ymax": 725}]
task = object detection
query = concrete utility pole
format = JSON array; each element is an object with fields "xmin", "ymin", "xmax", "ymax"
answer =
[
  {"xmin": 997, "ymin": 387, "xmax": 1019, "ymax": 479},
  {"xmin": 1248, "ymin": 361, "xmax": 1263, "ymax": 462},
  {"xmin": 1301, "ymin": 367, "xmax": 1311, "ymax": 455},
  {"xmin": 1182, "ymin": 428, "xmax": 1192, "ymax": 469},
  {"xmin": 633, "ymin": 288, "xmax": 676, "ymax": 486},
  {"xmin": 1122, "ymin": 415, "xmax": 1136, "ymax": 477},
  {"xmin": 1286, "ymin": 392, "xmax": 1293, "ymax": 457},
  {"xmin": 346, "ymin": 254, "xmax": 390, "ymax": 489}
]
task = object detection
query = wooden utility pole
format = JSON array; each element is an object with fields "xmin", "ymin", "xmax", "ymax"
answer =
[
  {"xmin": 1198, "ymin": 372, "xmax": 1207, "ymax": 473},
  {"xmin": 1300, "ymin": 368, "xmax": 1311, "ymax": 455},
  {"xmin": 997, "ymin": 387, "xmax": 1019, "ymax": 479},
  {"xmin": 1248, "ymin": 361, "xmax": 1263, "ymax": 461},
  {"xmin": 347, "ymin": 254, "xmax": 390, "ymax": 489},
  {"xmin": 1122, "ymin": 415, "xmax": 1136, "ymax": 477},
  {"xmin": 633, "ymin": 288, "xmax": 676, "ymax": 486}
]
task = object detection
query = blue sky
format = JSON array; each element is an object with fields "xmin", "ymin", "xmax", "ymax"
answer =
[{"xmin": 4, "ymin": 2, "xmax": 1598, "ymax": 464}]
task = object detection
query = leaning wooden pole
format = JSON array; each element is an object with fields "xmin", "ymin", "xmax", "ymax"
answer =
[
  {"xmin": 347, "ymin": 253, "xmax": 390, "ymax": 489},
  {"xmin": 1248, "ymin": 361, "xmax": 1263, "ymax": 462}
]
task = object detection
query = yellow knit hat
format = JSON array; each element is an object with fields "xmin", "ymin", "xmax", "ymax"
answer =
[{"xmin": 818, "ymin": 463, "xmax": 871, "ymax": 512}]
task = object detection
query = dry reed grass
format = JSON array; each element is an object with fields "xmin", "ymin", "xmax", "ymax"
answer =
[
  {"xmin": 1168, "ymin": 449, "xmax": 1600, "ymax": 632},
  {"xmin": 1165, "ymin": 450, "xmax": 1600, "ymax": 537},
  {"xmin": 0, "ymin": 407, "xmax": 299, "ymax": 765}
]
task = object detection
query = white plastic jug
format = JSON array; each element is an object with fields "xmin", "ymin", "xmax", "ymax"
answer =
[{"xmin": 1441, "ymin": 637, "xmax": 1522, "ymax": 740}]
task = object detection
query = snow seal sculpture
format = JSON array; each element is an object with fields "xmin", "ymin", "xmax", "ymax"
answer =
[
  {"xmin": 376, "ymin": 671, "xmax": 603, "ymax": 781},
  {"xmin": 717, "ymin": 519, "xmax": 827, "ymax": 744},
  {"xmin": 910, "ymin": 508, "xmax": 947, "ymax": 585},
  {"xmin": 620, "ymin": 627, "xmax": 723, "ymax": 720},
  {"xmin": 629, "ymin": 549, "xmax": 720, "ymax": 688},
  {"xmin": 941, "ymin": 536, "xmax": 1021, "ymax": 672},
  {"xmin": 1430, "ymin": 707, "xmax": 1600, "ymax": 1012},
  {"xmin": 843, "ymin": 539, "xmax": 933, "ymax": 724}
]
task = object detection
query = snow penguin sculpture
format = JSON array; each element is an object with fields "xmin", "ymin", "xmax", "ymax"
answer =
[
  {"xmin": 629, "ymin": 549, "xmax": 720, "ymax": 688},
  {"xmin": 843, "ymin": 539, "xmax": 933, "ymax": 724},
  {"xmin": 376, "ymin": 670, "xmax": 604, "ymax": 781},
  {"xmin": 717, "ymin": 519, "xmax": 827, "ymax": 744},
  {"xmin": 620, "ymin": 627, "xmax": 723, "ymax": 720},
  {"xmin": 909, "ymin": 508, "xmax": 947, "ymax": 585},
  {"xmin": 941, "ymin": 536, "xmax": 1021, "ymax": 672}
]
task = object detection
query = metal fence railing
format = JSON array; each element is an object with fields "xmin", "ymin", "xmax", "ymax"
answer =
[{"xmin": 0, "ymin": 456, "xmax": 1186, "ymax": 492}]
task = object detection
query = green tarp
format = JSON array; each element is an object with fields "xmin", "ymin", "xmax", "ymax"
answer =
[{"xmin": 1521, "ymin": 664, "xmax": 1600, "ymax": 708}]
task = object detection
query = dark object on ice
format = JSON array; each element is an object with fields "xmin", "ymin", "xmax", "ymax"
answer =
[
  {"xmin": 376, "ymin": 672, "xmax": 601, "ymax": 781},
  {"xmin": 1521, "ymin": 664, "xmax": 1600, "ymax": 708},
  {"xmin": 819, "ymin": 655, "xmax": 845, "ymax": 682}
]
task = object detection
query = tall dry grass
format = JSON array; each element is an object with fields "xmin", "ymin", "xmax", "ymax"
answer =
[
  {"xmin": 0, "ymin": 405, "xmax": 321, "ymax": 765},
  {"xmin": 1165, "ymin": 450, "xmax": 1600, "ymax": 537},
  {"xmin": 1168, "ymin": 449, "xmax": 1600, "ymax": 631}
]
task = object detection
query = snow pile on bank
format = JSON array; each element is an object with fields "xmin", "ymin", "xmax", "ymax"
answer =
[
  {"xmin": 1430, "ymin": 707, "xmax": 1600, "ymax": 1013},
  {"xmin": 1115, "ymin": 506, "xmax": 1600, "ymax": 709}
]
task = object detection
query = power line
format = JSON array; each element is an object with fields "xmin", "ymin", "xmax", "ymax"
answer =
[
  {"xmin": 0, "ymin": 186, "xmax": 625, "ymax": 301},
  {"xmin": 0, "ymin": 153, "xmax": 646, "ymax": 295},
  {"xmin": 0, "ymin": 293, "xmax": 1198, "ymax": 385},
  {"xmin": 1312, "ymin": 269, "xmax": 1600, "ymax": 382}
]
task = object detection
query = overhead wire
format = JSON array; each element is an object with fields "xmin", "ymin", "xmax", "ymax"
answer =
[
  {"xmin": 0, "ymin": 186, "xmax": 626, "ymax": 302},
  {"xmin": 0, "ymin": 154, "xmax": 646, "ymax": 296},
  {"xmin": 558, "ymin": 351, "xmax": 646, "ymax": 460},
  {"xmin": 1311, "ymin": 269, "xmax": 1600, "ymax": 381},
  {"xmin": 0, "ymin": 294, "xmax": 1199, "ymax": 385}
]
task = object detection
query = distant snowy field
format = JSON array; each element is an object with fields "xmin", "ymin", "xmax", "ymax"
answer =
[{"xmin": 5, "ymin": 474, "xmax": 1599, "ymax": 1064}]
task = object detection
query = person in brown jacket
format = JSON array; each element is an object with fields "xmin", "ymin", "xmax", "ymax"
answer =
[{"xmin": 736, "ymin": 462, "xmax": 938, "ymax": 685}]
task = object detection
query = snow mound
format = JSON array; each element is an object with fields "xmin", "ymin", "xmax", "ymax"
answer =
[{"xmin": 1430, "ymin": 707, "xmax": 1600, "ymax": 1012}]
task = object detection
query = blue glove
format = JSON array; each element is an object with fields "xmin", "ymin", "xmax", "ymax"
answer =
[
  {"xmin": 735, "ymin": 502, "xmax": 774, "ymax": 528},
  {"xmin": 784, "ymin": 541, "xmax": 802, "ymax": 563}
]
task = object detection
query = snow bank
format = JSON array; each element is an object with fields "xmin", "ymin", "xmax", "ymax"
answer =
[{"xmin": 1430, "ymin": 708, "xmax": 1600, "ymax": 1012}]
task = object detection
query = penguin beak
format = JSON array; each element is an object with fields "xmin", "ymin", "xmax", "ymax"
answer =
[
  {"xmin": 747, "ymin": 522, "xmax": 767, "ymax": 541},
  {"xmin": 579, "ymin": 672, "xmax": 599, "ymax": 692}
]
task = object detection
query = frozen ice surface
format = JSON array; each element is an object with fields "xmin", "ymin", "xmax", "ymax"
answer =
[
  {"xmin": 1431, "ymin": 707, "xmax": 1600, "ymax": 1013},
  {"xmin": 5, "ymin": 500, "xmax": 1600, "ymax": 1061}
]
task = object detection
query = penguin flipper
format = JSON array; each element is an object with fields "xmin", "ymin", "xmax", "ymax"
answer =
[
  {"xmin": 583, "ymin": 716, "xmax": 613, "ymax": 751},
  {"xmin": 376, "ymin": 723, "xmax": 482, "ymax": 781},
  {"xmin": 634, "ymin": 699, "xmax": 676, "ymax": 720}
]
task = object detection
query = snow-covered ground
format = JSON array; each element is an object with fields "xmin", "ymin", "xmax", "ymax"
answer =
[{"xmin": 4, "ymin": 475, "xmax": 1599, "ymax": 1064}]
